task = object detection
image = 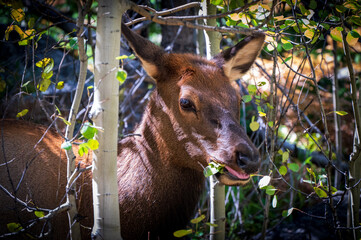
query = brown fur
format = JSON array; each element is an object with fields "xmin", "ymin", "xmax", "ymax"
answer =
[{"xmin": 0, "ymin": 25, "xmax": 264, "ymax": 239}]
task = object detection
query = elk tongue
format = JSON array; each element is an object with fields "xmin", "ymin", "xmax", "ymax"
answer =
[{"xmin": 225, "ymin": 166, "xmax": 249, "ymax": 180}]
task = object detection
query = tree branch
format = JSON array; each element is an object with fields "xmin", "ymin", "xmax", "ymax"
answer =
[{"xmin": 126, "ymin": 0, "xmax": 264, "ymax": 36}]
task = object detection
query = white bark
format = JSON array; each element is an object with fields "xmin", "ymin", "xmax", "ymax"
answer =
[
  {"xmin": 64, "ymin": 2, "xmax": 90, "ymax": 239},
  {"xmin": 90, "ymin": 0, "xmax": 125, "ymax": 239},
  {"xmin": 200, "ymin": 1, "xmax": 225, "ymax": 240}
]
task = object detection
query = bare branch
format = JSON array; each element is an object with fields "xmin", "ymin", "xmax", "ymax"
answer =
[{"xmin": 126, "ymin": 1, "xmax": 264, "ymax": 36}]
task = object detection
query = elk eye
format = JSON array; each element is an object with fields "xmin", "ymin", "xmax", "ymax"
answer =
[{"xmin": 180, "ymin": 98, "xmax": 196, "ymax": 112}]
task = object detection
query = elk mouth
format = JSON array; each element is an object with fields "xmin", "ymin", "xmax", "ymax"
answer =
[{"xmin": 210, "ymin": 159, "xmax": 252, "ymax": 186}]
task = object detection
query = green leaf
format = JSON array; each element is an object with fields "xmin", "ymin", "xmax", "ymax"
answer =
[
  {"xmin": 284, "ymin": 56, "xmax": 292, "ymax": 63},
  {"xmin": 279, "ymin": 166, "xmax": 287, "ymax": 176},
  {"xmin": 336, "ymin": 27, "xmax": 344, "ymax": 31},
  {"xmin": 69, "ymin": 37, "xmax": 78, "ymax": 48},
  {"xmin": 16, "ymin": 109, "xmax": 28, "ymax": 117},
  {"xmin": 191, "ymin": 214, "xmax": 205, "ymax": 224},
  {"xmin": 282, "ymin": 207, "xmax": 294, "ymax": 217},
  {"xmin": 87, "ymin": 139, "xmax": 99, "ymax": 150},
  {"xmin": 331, "ymin": 186, "xmax": 338, "ymax": 194},
  {"xmin": 299, "ymin": 3, "xmax": 310, "ymax": 16},
  {"xmin": 250, "ymin": 121, "xmax": 260, "ymax": 132},
  {"xmin": 62, "ymin": 118, "xmax": 71, "ymax": 126},
  {"xmin": 7, "ymin": 222, "xmax": 22, "ymax": 232},
  {"xmin": 282, "ymin": 151, "xmax": 289, "ymax": 162},
  {"xmin": 34, "ymin": 210, "xmax": 45, "ymax": 218},
  {"xmin": 268, "ymin": 121, "xmax": 274, "ymax": 128},
  {"xmin": 37, "ymin": 78, "xmax": 51, "ymax": 92},
  {"xmin": 258, "ymin": 81, "xmax": 267, "ymax": 87},
  {"xmin": 314, "ymin": 187, "xmax": 328, "ymax": 198},
  {"xmin": 346, "ymin": 31, "xmax": 358, "ymax": 46},
  {"xmin": 61, "ymin": 141, "xmax": 72, "ymax": 150},
  {"xmin": 173, "ymin": 229, "xmax": 192, "ymax": 238},
  {"xmin": 272, "ymin": 195, "xmax": 277, "ymax": 208},
  {"xmin": 336, "ymin": 5, "xmax": 346, "ymax": 12},
  {"xmin": 302, "ymin": 179, "xmax": 315, "ymax": 184},
  {"xmin": 306, "ymin": 167, "xmax": 316, "ymax": 180},
  {"xmin": 265, "ymin": 185, "xmax": 276, "ymax": 195},
  {"xmin": 28, "ymin": 17, "xmax": 35, "ymax": 29},
  {"xmin": 206, "ymin": 222, "xmax": 218, "ymax": 227},
  {"xmin": 44, "ymin": 58, "xmax": 54, "ymax": 74},
  {"xmin": 248, "ymin": 84, "xmax": 257, "ymax": 94},
  {"xmin": 288, "ymin": 163, "xmax": 299, "ymax": 172},
  {"xmin": 42, "ymin": 70, "xmax": 53, "ymax": 80},
  {"xmin": 258, "ymin": 176, "xmax": 271, "ymax": 188},
  {"xmin": 117, "ymin": 69, "xmax": 127, "ymax": 83},
  {"xmin": 242, "ymin": 95, "xmax": 252, "ymax": 103},
  {"xmin": 321, "ymin": 23, "xmax": 330, "ymax": 30},
  {"xmin": 204, "ymin": 162, "xmax": 224, "ymax": 177},
  {"xmin": 282, "ymin": 42, "xmax": 293, "ymax": 51},
  {"xmin": 330, "ymin": 28, "xmax": 343, "ymax": 42},
  {"xmin": 350, "ymin": 16, "xmax": 361, "ymax": 26},
  {"xmin": 78, "ymin": 143, "xmax": 89, "ymax": 157},
  {"xmin": 335, "ymin": 111, "xmax": 348, "ymax": 116},
  {"xmin": 309, "ymin": 0, "xmax": 317, "ymax": 9},
  {"xmin": 80, "ymin": 122, "xmax": 98, "ymax": 139},
  {"xmin": 350, "ymin": 30, "xmax": 361, "ymax": 38}
]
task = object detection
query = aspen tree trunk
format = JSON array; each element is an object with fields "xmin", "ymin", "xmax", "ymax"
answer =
[
  {"xmin": 90, "ymin": 0, "xmax": 125, "ymax": 239},
  {"xmin": 200, "ymin": 1, "xmax": 225, "ymax": 239},
  {"xmin": 340, "ymin": 24, "xmax": 361, "ymax": 240},
  {"xmin": 64, "ymin": 2, "xmax": 91, "ymax": 239},
  {"xmin": 332, "ymin": 41, "xmax": 342, "ymax": 189}
]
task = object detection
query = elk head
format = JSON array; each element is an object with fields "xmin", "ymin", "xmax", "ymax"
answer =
[{"xmin": 121, "ymin": 23, "xmax": 263, "ymax": 186}]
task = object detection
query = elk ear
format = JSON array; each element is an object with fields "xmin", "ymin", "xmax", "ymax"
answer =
[
  {"xmin": 121, "ymin": 23, "xmax": 165, "ymax": 80},
  {"xmin": 213, "ymin": 33, "xmax": 265, "ymax": 81}
]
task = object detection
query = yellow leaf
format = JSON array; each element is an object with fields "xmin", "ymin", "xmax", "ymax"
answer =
[
  {"xmin": 5, "ymin": 25, "xmax": 25, "ymax": 40},
  {"xmin": 259, "ymin": 111, "xmax": 266, "ymax": 117},
  {"xmin": 56, "ymin": 81, "xmax": 64, "ymax": 89},
  {"xmin": 346, "ymin": 31, "xmax": 358, "ymax": 46},
  {"xmin": 11, "ymin": 9, "xmax": 25, "ymax": 22},
  {"xmin": 266, "ymin": 31, "xmax": 276, "ymax": 36},
  {"xmin": 16, "ymin": 109, "xmax": 28, "ymax": 118},
  {"xmin": 23, "ymin": 29, "xmax": 36, "ymax": 39},
  {"xmin": 36, "ymin": 58, "xmax": 51, "ymax": 68},
  {"xmin": 250, "ymin": 121, "xmax": 260, "ymax": 131},
  {"xmin": 305, "ymin": 29, "xmax": 315, "ymax": 39},
  {"xmin": 249, "ymin": 4, "xmax": 259, "ymax": 11},
  {"xmin": 190, "ymin": 214, "xmax": 205, "ymax": 224},
  {"xmin": 330, "ymin": 28, "xmax": 343, "ymax": 42},
  {"xmin": 173, "ymin": 229, "xmax": 192, "ymax": 238},
  {"xmin": 281, "ymin": 38, "xmax": 289, "ymax": 44},
  {"xmin": 344, "ymin": 2, "xmax": 357, "ymax": 10},
  {"xmin": 230, "ymin": 13, "xmax": 241, "ymax": 21},
  {"xmin": 260, "ymin": 4, "xmax": 271, "ymax": 11},
  {"xmin": 274, "ymin": 15, "xmax": 285, "ymax": 21},
  {"xmin": 34, "ymin": 211, "xmax": 45, "ymax": 218},
  {"xmin": 37, "ymin": 78, "xmax": 51, "ymax": 92},
  {"xmin": 7, "ymin": 222, "xmax": 22, "ymax": 232}
]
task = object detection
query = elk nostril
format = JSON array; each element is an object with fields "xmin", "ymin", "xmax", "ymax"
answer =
[
  {"xmin": 236, "ymin": 152, "xmax": 250, "ymax": 168},
  {"xmin": 236, "ymin": 151, "xmax": 260, "ymax": 173}
]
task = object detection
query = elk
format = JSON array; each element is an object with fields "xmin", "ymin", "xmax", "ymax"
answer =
[{"xmin": 0, "ymin": 23, "xmax": 264, "ymax": 239}]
